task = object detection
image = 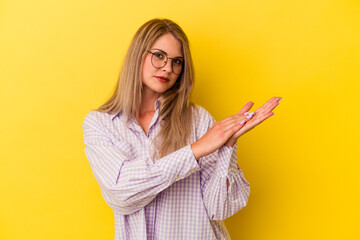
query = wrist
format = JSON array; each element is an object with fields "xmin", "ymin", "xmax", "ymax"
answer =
[
  {"xmin": 190, "ymin": 142, "xmax": 200, "ymax": 161},
  {"xmin": 225, "ymin": 139, "xmax": 237, "ymax": 147}
]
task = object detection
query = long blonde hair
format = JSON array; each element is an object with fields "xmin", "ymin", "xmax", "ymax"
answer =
[{"xmin": 96, "ymin": 18, "xmax": 195, "ymax": 158}]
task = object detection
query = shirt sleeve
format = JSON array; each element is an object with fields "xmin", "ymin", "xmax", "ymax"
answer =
[
  {"xmin": 195, "ymin": 107, "xmax": 250, "ymax": 220},
  {"xmin": 82, "ymin": 111, "xmax": 200, "ymax": 215}
]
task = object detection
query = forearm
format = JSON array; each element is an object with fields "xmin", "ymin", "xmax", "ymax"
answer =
[{"xmin": 85, "ymin": 144, "xmax": 200, "ymax": 214}]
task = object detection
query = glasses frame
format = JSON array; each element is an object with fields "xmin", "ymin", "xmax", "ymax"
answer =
[{"xmin": 146, "ymin": 50, "xmax": 183, "ymax": 75}]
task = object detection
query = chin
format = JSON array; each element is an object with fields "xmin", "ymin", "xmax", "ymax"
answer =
[
  {"xmin": 147, "ymin": 86, "xmax": 167, "ymax": 95},
  {"xmin": 158, "ymin": 87, "xmax": 172, "ymax": 94},
  {"xmin": 154, "ymin": 84, "xmax": 175, "ymax": 93}
]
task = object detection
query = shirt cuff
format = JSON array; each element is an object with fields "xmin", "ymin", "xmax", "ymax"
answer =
[{"xmin": 215, "ymin": 143, "xmax": 238, "ymax": 177}]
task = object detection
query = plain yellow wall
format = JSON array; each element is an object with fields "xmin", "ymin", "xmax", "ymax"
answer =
[{"xmin": 1, "ymin": 0, "xmax": 359, "ymax": 239}]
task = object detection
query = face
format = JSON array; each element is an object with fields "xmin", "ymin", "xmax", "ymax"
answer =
[{"xmin": 142, "ymin": 33, "xmax": 183, "ymax": 98}]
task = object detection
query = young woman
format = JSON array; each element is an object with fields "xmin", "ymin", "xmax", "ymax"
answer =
[{"xmin": 82, "ymin": 18, "xmax": 281, "ymax": 240}]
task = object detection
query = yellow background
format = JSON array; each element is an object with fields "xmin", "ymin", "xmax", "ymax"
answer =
[{"xmin": 1, "ymin": 0, "xmax": 359, "ymax": 239}]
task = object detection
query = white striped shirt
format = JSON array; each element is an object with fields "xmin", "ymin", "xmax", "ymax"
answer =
[{"xmin": 82, "ymin": 101, "xmax": 250, "ymax": 240}]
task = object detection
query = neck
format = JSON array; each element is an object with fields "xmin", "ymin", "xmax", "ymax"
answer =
[{"xmin": 139, "ymin": 88, "xmax": 160, "ymax": 115}]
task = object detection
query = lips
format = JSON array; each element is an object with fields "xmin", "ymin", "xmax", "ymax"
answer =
[{"xmin": 155, "ymin": 76, "xmax": 169, "ymax": 83}]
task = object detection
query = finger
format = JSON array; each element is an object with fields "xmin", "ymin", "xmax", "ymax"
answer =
[
  {"xmin": 255, "ymin": 97, "xmax": 281, "ymax": 115},
  {"xmin": 221, "ymin": 112, "xmax": 255, "ymax": 130},
  {"xmin": 213, "ymin": 113, "xmax": 252, "ymax": 138},
  {"xmin": 224, "ymin": 121, "xmax": 244, "ymax": 138},
  {"xmin": 220, "ymin": 117, "xmax": 247, "ymax": 133},
  {"xmin": 235, "ymin": 101, "xmax": 254, "ymax": 116},
  {"xmin": 206, "ymin": 120, "xmax": 244, "ymax": 146},
  {"xmin": 255, "ymin": 101, "xmax": 277, "ymax": 115},
  {"xmin": 235, "ymin": 97, "xmax": 281, "ymax": 137},
  {"xmin": 254, "ymin": 97, "xmax": 277, "ymax": 114},
  {"xmin": 224, "ymin": 99, "xmax": 278, "ymax": 140},
  {"xmin": 240, "ymin": 111, "xmax": 274, "ymax": 132},
  {"xmin": 216, "ymin": 99, "xmax": 261, "ymax": 129},
  {"xmin": 218, "ymin": 106, "xmax": 255, "ymax": 126},
  {"xmin": 260, "ymin": 97, "xmax": 281, "ymax": 114}
]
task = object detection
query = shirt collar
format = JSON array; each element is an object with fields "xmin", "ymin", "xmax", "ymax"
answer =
[
  {"xmin": 110, "ymin": 98, "xmax": 160, "ymax": 121},
  {"xmin": 110, "ymin": 98, "xmax": 161, "ymax": 132},
  {"xmin": 110, "ymin": 111, "xmax": 120, "ymax": 120},
  {"xmin": 154, "ymin": 98, "xmax": 160, "ymax": 111}
]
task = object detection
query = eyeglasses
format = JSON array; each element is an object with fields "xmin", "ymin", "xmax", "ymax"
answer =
[{"xmin": 147, "ymin": 50, "xmax": 183, "ymax": 75}]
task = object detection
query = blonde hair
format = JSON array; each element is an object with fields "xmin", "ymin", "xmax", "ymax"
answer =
[{"xmin": 96, "ymin": 18, "xmax": 195, "ymax": 158}]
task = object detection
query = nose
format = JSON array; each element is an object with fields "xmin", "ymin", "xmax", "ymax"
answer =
[{"xmin": 162, "ymin": 60, "xmax": 172, "ymax": 73}]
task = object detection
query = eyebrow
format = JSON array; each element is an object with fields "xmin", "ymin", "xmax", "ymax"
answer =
[{"xmin": 151, "ymin": 48, "xmax": 184, "ymax": 58}]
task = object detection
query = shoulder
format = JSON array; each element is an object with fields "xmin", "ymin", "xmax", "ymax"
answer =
[
  {"xmin": 82, "ymin": 110, "xmax": 119, "ymax": 130},
  {"xmin": 192, "ymin": 104, "xmax": 215, "ymax": 123},
  {"xmin": 191, "ymin": 104, "xmax": 216, "ymax": 135}
]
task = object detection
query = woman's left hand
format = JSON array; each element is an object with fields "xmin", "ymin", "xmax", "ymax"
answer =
[{"xmin": 225, "ymin": 96, "xmax": 282, "ymax": 147}]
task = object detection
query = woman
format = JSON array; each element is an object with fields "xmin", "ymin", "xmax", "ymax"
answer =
[{"xmin": 82, "ymin": 18, "xmax": 281, "ymax": 240}]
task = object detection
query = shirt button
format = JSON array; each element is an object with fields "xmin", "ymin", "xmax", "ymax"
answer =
[
  {"xmin": 175, "ymin": 175, "xmax": 180, "ymax": 180},
  {"xmin": 190, "ymin": 169, "xmax": 195, "ymax": 173}
]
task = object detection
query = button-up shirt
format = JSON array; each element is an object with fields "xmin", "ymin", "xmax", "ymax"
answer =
[{"xmin": 82, "ymin": 101, "xmax": 250, "ymax": 240}]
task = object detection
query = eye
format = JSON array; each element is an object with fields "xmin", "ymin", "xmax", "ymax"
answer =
[
  {"xmin": 153, "ymin": 52, "xmax": 165, "ymax": 59},
  {"xmin": 173, "ymin": 58, "xmax": 183, "ymax": 65}
]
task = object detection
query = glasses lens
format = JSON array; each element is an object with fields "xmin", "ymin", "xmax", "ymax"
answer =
[
  {"xmin": 151, "ymin": 52, "xmax": 166, "ymax": 68},
  {"xmin": 171, "ymin": 59, "xmax": 183, "ymax": 75}
]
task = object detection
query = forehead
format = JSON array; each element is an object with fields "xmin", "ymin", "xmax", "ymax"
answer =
[{"xmin": 150, "ymin": 33, "xmax": 183, "ymax": 57}]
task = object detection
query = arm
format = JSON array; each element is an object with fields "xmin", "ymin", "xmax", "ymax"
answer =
[
  {"xmin": 82, "ymin": 111, "xmax": 200, "ymax": 215},
  {"xmin": 192, "ymin": 109, "xmax": 250, "ymax": 220},
  {"xmin": 191, "ymin": 97, "xmax": 282, "ymax": 220},
  {"xmin": 199, "ymin": 142, "xmax": 250, "ymax": 220}
]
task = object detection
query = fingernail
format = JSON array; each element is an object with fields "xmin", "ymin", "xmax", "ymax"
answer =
[
  {"xmin": 244, "ymin": 112, "xmax": 249, "ymax": 115},
  {"xmin": 277, "ymin": 102, "xmax": 280, "ymax": 106},
  {"xmin": 246, "ymin": 115, "xmax": 253, "ymax": 119},
  {"xmin": 279, "ymin": 97, "xmax": 282, "ymax": 101},
  {"xmin": 272, "ymin": 113, "xmax": 275, "ymax": 116},
  {"xmin": 249, "ymin": 112, "xmax": 255, "ymax": 115},
  {"xmin": 240, "ymin": 120, "xmax": 245, "ymax": 124}
]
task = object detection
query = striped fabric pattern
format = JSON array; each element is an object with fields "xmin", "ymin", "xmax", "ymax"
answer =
[{"xmin": 82, "ymin": 102, "xmax": 250, "ymax": 240}]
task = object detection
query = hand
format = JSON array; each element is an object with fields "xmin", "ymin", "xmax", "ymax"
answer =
[
  {"xmin": 225, "ymin": 96, "xmax": 282, "ymax": 146},
  {"xmin": 190, "ymin": 106, "xmax": 254, "ymax": 160}
]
